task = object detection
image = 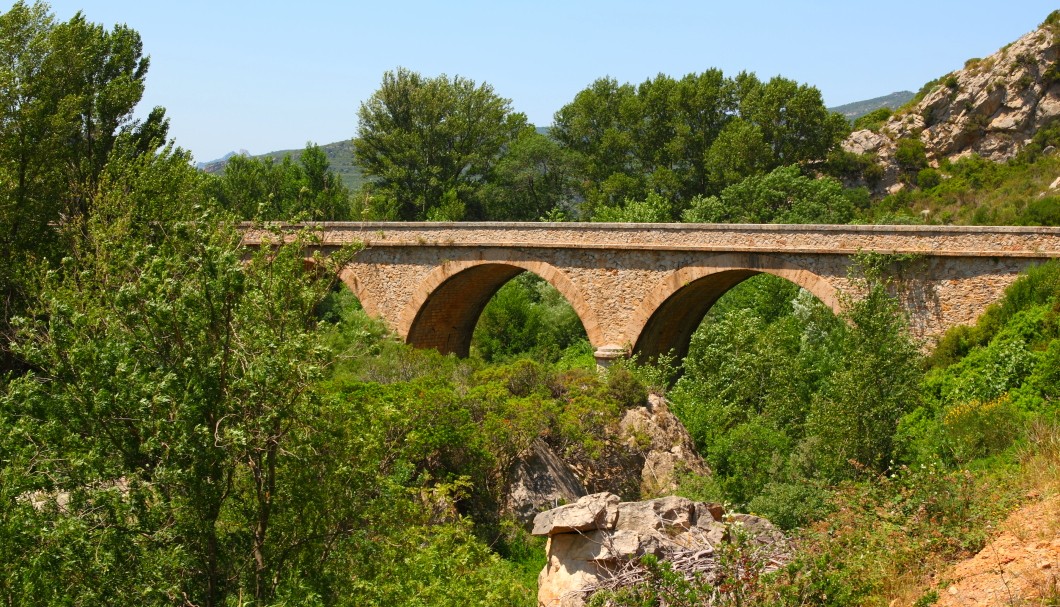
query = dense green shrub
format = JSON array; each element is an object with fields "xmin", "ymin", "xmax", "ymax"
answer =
[
  {"xmin": 1018, "ymin": 196, "xmax": 1060, "ymax": 225},
  {"xmin": 917, "ymin": 167, "xmax": 942, "ymax": 189},
  {"xmin": 822, "ymin": 149, "xmax": 884, "ymax": 188},
  {"xmin": 707, "ymin": 419, "xmax": 791, "ymax": 505},
  {"xmin": 852, "ymin": 107, "xmax": 893, "ymax": 132},
  {"xmin": 682, "ymin": 165, "xmax": 856, "ymax": 224},
  {"xmin": 942, "ymin": 394, "xmax": 1023, "ymax": 462},
  {"xmin": 895, "ymin": 137, "xmax": 928, "ymax": 173},
  {"xmin": 472, "ymin": 272, "xmax": 590, "ymax": 364}
]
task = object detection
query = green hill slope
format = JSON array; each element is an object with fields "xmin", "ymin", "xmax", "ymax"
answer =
[
  {"xmin": 828, "ymin": 90, "xmax": 914, "ymax": 121},
  {"xmin": 201, "ymin": 139, "xmax": 366, "ymax": 192}
]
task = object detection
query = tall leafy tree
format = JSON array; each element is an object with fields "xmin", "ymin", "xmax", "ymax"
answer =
[
  {"xmin": 735, "ymin": 72, "xmax": 849, "ymax": 168},
  {"xmin": 550, "ymin": 77, "xmax": 641, "ymax": 212},
  {"xmin": 478, "ymin": 128, "xmax": 584, "ymax": 220},
  {"xmin": 354, "ymin": 67, "xmax": 528, "ymax": 220},
  {"xmin": 0, "ymin": 1, "xmax": 167, "ymax": 370},
  {"xmin": 0, "ymin": 142, "xmax": 361, "ymax": 604}
]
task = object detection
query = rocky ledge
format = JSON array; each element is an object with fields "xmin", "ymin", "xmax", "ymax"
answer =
[
  {"xmin": 532, "ymin": 492, "xmax": 790, "ymax": 607},
  {"xmin": 506, "ymin": 395, "xmax": 710, "ymax": 528}
]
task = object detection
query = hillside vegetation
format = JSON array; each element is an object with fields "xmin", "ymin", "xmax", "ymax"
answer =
[
  {"xmin": 2, "ymin": 3, "xmax": 1060, "ymax": 607},
  {"xmin": 201, "ymin": 139, "xmax": 368, "ymax": 193}
]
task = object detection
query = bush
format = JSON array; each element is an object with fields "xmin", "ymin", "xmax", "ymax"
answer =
[
  {"xmin": 852, "ymin": 107, "xmax": 892, "ymax": 132},
  {"xmin": 822, "ymin": 149, "xmax": 883, "ymax": 187},
  {"xmin": 895, "ymin": 137, "xmax": 928, "ymax": 173},
  {"xmin": 917, "ymin": 167, "xmax": 941, "ymax": 189},
  {"xmin": 942, "ymin": 394, "xmax": 1023, "ymax": 463},
  {"xmin": 606, "ymin": 365, "xmax": 649, "ymax": 408},
  {"xmin": 1018, "ymin": 196, "xmax": 1060, "ymax": 226},
  {"xmin": 747, "ymin": 481, "xmax": 832, "ymax": 530},
  {"xmin": 472, "ymin": 272, "xmax": 589, "ymax": 364},
  {"xmin": 707, "ymin": 420, "xmax": 792, "ymax": 506}
]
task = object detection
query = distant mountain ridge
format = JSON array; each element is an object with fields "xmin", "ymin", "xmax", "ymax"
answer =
[{"xmin": 828, "ymin": 91, "xmax": 914, "ymax": 121}]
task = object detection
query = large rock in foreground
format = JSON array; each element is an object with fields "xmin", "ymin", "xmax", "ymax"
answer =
[{"xmin": 533, "ymin": 493, "xmax": 789, "ymax": 607}]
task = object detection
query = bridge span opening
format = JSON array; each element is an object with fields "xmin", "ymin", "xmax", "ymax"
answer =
[{"xmin": 403, "ymin": 261, "xmax": 595, "ymax": 361}]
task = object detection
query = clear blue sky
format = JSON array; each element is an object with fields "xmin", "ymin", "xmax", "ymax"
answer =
[{"xmin": 37, "ymin": 0, "xmax": 1060, "ymax": 162}]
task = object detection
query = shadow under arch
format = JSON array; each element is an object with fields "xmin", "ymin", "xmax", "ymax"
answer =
[
  {"xmin": 398, "ymin": 258, "xmax": 602, "ymax": 357},
  {"xmin": 631, "ymin": 253, "xmax": 841, "ymax": 362}
]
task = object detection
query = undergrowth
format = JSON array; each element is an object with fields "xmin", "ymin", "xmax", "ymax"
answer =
[{"xmin": 861, "ymin": 133, "xmax": 1060, "ymax": 226}]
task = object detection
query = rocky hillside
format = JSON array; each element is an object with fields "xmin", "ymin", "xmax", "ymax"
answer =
[{"xmin": 844, "ymin": 11, "xmax": 1060, "ymax": 194}]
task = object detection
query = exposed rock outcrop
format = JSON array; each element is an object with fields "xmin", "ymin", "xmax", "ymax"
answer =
[
  {"xmin": 506, "ymin": 439, "xmax": 588, "ymax": 525},
  {"xmin": 505, "ymin": 395, "xmax": 711, "ymax": 528},
  {"xmin": 619, "ymin": 394, "xmax": 711, "ymax": 498},
  {"xmin": 533, "ymin": 493, "xmax": 790, "ymax": 607},
  {"xmin": 843, "ymin": 15, "xmax": 1060, "ymax": 194}
]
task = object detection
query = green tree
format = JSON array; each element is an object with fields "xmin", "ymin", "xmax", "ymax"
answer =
[
  {"xmin": 0, "ymin": 1, "xmax": 167, "ymax": 370},
  {"xmin": 735, "ymin": 72, "xmax": 849, "ymax": 167},
  {"xmin": 472, "ymin": 273, "xmax": 589, "ymax": 363},
  {"xmin": 210, "ymin": 142, "xmax": 352, "ymax": 220},
  {"xmin": 479, "ymin": 128, "xmax": 584, "ymax": 221},
  {"xmin": 807, "ymin": 270, "xmax": 923, "ymax": 478},
  {"xmin": 354, "ymin": 67, "xmax": 527, "ymax": 220},
  {"xmin": 552, "ymin": 70, "xmax": 848, "ymax": 218},
  {"xmin": 682, "ymin": 165, "xmax": 857, "ymax": 224},
  {"xmin": 552, "ymin": 72, "xmax": 733, "ymax": 212},
  {"xmin": 591, "ymin": 192, "xmax": 676, "ymax": 222},
  {"xmin": 703, "ymin": 118, "xmax": 774, "ymax": 191},
  {"xmin": 550, "ymin": 77, "xmax": 639, "ymax": 212}
]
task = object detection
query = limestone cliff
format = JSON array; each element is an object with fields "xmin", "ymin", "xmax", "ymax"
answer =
[{"xmin": 844, "ymin": 12, "xmax": 1060, "ymax": 194}]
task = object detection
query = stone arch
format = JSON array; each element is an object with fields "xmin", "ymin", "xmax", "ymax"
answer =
[
  {"xmin": 335, "ymin": 266, "xmax": 382, "ymax": 318},
  {"xmin": 301, "ymin": 257, "xmax": 382, "ymax": 318},
  {"xmin": 631, "ymin": 253, "xmax": 841, "ymax": 362},
  {"xmin": 398, "ymin": 257, "xmax": 602, "ymax": 357}
]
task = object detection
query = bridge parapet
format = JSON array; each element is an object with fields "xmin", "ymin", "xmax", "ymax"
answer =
[{"xmin": 242, "ymin": 222, "xmax": 1060, "ymax": 257}]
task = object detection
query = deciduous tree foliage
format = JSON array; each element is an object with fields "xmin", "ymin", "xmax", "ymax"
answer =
[
  {"xmin": 682, "ymin": 165, "xmax": 858, "ymax": 224},
  {"xmin": 0, "ymin": 145, "xmax": 536, "ymax": 605},
  {"xmin": 0, "ymin": 1, "xmax": 167, "ymax": 370},
  {"xmin": 551, "ymin": 71, "xmax": 848, "ymax": 217},
  {"xmin": 210, "ymin": 143, "xmax": 353, "ymax": 220},
  {"xmin": 478, "ymin": 129, "xmax": 584, "ymax": 221},
  {"xmin": 354, "ymin": 67, "xmax": 528, "ymax": 220},
  {"xmin": 0, "ymin": 143, "xmax": 351, "ymax": 604}
]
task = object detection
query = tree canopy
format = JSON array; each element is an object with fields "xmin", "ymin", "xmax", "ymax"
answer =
[
  {"xmin": 0, "ymin": 0, "xmax": 168, "ymax": 371},
  {"xmin": 551, "ymin": 71, "xmax": 849, "ymax": 218},
  {"xmin": 354, "ymin": 67, "xmax": 528, "ymax": 221},
  {"xmin": 210, "ymin": 143, "xmax": 353, "ymax": 220}
]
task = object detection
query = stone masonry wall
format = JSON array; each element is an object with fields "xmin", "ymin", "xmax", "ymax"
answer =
[{"xmin": 241, "ymin": 222, "xmax": 1060, "ymax": 358}]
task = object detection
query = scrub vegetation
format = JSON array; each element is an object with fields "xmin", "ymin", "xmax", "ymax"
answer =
[{"xmin": 2, "ymin": 3, "xmax": 1059, "ymax": 606}]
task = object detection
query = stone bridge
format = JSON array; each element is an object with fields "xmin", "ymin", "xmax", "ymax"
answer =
[{"xmin": 241, "ymin": 222, "xmax": 1060, "ymax": 366}]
